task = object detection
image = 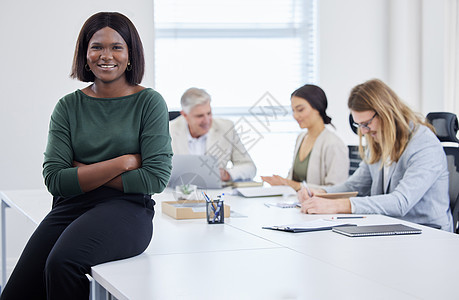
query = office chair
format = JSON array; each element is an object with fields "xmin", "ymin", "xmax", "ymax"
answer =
[
  {"xmin": 168, "ymin": 111, "xmax": 181, "ymax": 121},
  {"xmin": 347, "ymin": 145, "xmax": 361, "ymax": 176},
  {"xmin": 348, "ymin": 113, "xmax": 359, "ymax": 135},
  {"xmin": 426, "ymin": 112, "xmax": 459, "ymax": 233},
  {"xmin": 348, "ymin": 114, "xmax": 361, "ymax": 175}
]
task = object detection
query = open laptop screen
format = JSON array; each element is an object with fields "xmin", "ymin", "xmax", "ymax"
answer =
[{"xmin": 168, "ymin": 155, "xmax": 223, "ymax": 189}]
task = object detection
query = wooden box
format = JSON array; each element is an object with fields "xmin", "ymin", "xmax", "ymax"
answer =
[{"xmin": 161, "ymin": 200, "xmax": 230, "ymax": 220}]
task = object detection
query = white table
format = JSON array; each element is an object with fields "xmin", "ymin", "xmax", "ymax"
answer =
[
  {"xmin": 224, "ymin": 194, "xmax": 459, "ymax": 300},
  {"xmin": 0, "ymin": 189, "xmax": 51, "ymax": 290},
  {"xmin": 92, "ymin": 190, "xmax": 459, "ymax": 300},
  {"xmin": 2, "ymin": 189, "xmax": 459, "ymax": 299}
]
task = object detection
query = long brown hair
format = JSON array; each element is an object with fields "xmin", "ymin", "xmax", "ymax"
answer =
[{"xmin": 348, "ymin": 79, "xmax": 434, "ymax": 165}]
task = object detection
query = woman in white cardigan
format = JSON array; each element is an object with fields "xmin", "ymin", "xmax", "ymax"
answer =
[{"xmin": 262, "ymin": 84, "xmax": 349, "ymax": 191}]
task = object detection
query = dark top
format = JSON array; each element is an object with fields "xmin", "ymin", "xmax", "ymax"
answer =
[{"xmin": 43, "ymin": 88, "xmax": 172, "ymax": 196}]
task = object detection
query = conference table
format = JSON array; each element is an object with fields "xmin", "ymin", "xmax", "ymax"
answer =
[{"xmin": 1, "ymin": 188, "xmax": 458, "ymax": 299}]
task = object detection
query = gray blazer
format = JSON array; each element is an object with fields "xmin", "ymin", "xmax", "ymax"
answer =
[
  {"xmin": 325, "ymin": 125, "xmax": 453, "ymax": 231},
  {"xmin": 169, "ymin": 116, "xmax": 257, "ymax": 181}
]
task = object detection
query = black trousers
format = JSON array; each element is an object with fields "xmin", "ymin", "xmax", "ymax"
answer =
[{"xmin": 0, "ymin": 187, "xmax": 155, "ymax": 300}]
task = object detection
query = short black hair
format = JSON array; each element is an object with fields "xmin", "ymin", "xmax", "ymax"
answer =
[{"xmin": 70, "ymin": 12, "xmax": 145, "ymax": 85}]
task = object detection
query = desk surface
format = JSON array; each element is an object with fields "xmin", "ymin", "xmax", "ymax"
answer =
[
  {"xmin": 224, "ymin": 194, "xmax": 458, "ymax": 300},
  {"xmin": 0, "ymin": 189, "xmax": 51, "ymax": 225},
  {"xmin": 3, "ymin": 188, "xmax": 458, "ymax": 300}
]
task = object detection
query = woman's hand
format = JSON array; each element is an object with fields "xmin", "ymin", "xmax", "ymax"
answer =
[
  {"xmin": 297, "ymin": 187, "xmax": 325, "ymax": 203},
  {"xmin": 122, "ymin": 154, "xmax": 142, "ymax": 171},
  {"xmin": 73, "ymin": 161, "xmax": 86, "ymax": 168},
  {"xmin": 300, "ymin": 196, "xmax": 351, "ymax": 214},
  {"xmin": 262, "ymin": 176, "xmax": 309, "ymax": 191},
  {"xmin": 76, "ymin": 154, "xmax": 142, "ymax": 193},
  {"xmin": 74, "ymin": 154, "xmax": 141, "ymax": 172},
  {"xmin": 261, "ymin": 175, "xmax": 287, "ymax": 186}
]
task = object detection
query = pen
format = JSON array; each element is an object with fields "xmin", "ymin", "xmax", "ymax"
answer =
[
  {"xmin": 202, "ymin": 192, "xmax": 216, "ymax": 212},
  {"xmin": 202, "ymin": 192, "xmax": 210, "ymax": 202},
  {"xmin": 331, "ymin": 216, "xmax": 366, "ymax": 219},
  {"xmin": 302, "ymin": 181, "xmax": 312, "ymax": 197},
  {"xmin": 213, "ymin": 201, "xmax": 222, "ymax": 222},
  {"xmin": 203, "ymin": 192, "xmax": 213, "ymax": 204}
]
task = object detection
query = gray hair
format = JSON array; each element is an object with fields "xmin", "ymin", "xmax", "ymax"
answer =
[{"xmin": 181, "ymin": 87, "xmax": 211, "ymax": 114}]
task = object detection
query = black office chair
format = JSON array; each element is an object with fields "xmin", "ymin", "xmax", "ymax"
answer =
[
  {"xmin": 426, "ymin": 112, "xmax": 459, "ymax": 233},
  {"xmin": 347, "ymin": 145, "xmax": 361, "ymax": 176},
  {"xmin": 168, "ymin": 111, "xmax": 181, "ymax": 121},
  {"xmin": 348, "ymin": 114, "xmax": 361, "ymax": 176},
  {"xmin": 348, "ymin": 113, "xmax": 359, "ymax": 135}
]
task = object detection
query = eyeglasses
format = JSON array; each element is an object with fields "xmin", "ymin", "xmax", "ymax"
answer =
[{"xmin": 352, "ymin": 113, "xmax": 377, "ymax": 131}]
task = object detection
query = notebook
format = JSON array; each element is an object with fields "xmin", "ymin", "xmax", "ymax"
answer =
[
  {"xmin": 168, "ymin": 155, "xmax": 223, "ymax": 189},
  {"xmin": 332, "ymin": 224, "xmax": 422, "ymax": 237},
  {"xmin": 235, "ymin": 186, "xmax": 297, "ymax": 198},
  {"xmin": 315, "ymin": 192, "xmax": 358, "ymax": 199},
  {"xmin": 262, "ymin": 219, "xmax": 357, "ymax": 233},
  {"xmin": 230, "ymin": 181, "xmax": 264, "ymax": 188}
]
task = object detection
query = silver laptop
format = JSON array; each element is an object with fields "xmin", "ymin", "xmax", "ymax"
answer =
[{"xmin": 168, "ymin": 155, "xmax": 223, "ymax": 189}]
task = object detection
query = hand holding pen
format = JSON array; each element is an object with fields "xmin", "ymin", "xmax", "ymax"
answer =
[
  {"xmin": 301, "ymin": 181, "xmax": 312, "ymax": 197},
  {"xmin": 298, "ymin": 181, "xmax": 326, "ymax": 203},
  {"xmin": 298, "ymin": 181, "xmax": 314, "ymax": 203}
]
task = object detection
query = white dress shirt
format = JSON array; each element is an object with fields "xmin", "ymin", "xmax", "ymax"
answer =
[
  {"xmin": 186, "ymin": 128, "xmax": 207, "ymax": 155},
  {"xmin": 169, "ymin": 116, "xmax": 257, "ymax": 181}
]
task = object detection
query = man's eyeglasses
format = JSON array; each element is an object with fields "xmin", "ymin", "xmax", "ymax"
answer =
[{"xmin": 352, "ymin": 113, "xmax": 377, "ymax": 131}]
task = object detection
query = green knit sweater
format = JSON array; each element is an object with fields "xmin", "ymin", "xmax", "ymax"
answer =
[{"xmin": 43, "ymin": 88, "xmax": 172, "ymax": 196}]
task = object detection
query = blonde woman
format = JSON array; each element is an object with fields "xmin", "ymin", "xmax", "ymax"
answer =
[
  {"xmin": 299, "ymin": 79, "xmax": 453, "ymax": 231},
  {"xmin": 262, "ymin": 84, "xmax": 349, "ymax": 191}
]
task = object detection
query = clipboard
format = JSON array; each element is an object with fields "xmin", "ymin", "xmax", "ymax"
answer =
[
  {"xmin": 262, "ymin": 219, "xmax": 357, "ymax": 233},
  {"xmin": 315, "ymin": 191, "xmax": 358, "ymax": 199}
]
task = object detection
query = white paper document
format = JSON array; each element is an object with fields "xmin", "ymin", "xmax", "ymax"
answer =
[{"xmin": 236, "ymin": 186, "xmax": 297, "ymax": 198}]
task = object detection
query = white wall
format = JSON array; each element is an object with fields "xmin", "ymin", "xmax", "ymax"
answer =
[
  {"xmin": 0, "ymin": 0, "xmax": 154, "ymax": 190},
  {"xmin": 319, "ymin": 0, "xmax": 452, "ymax": 147},
  {"xmin": 0, "ymin": 0, "xmax": 452, "ymax": 189},
  {"xmin": 318, "ymin": 0, "xmax": 389, "ymax": 146},
  {"xmin": 420, "ymin": 0, "xmax": 449, "ymax": 114}
]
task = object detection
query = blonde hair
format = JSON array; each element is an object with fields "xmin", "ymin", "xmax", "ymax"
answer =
[{"xmin": 348, "ymin": 79, "xmax": 434, "ymax": 166}]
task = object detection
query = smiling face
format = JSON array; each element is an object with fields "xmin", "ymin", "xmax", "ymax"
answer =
[
  {"xmin": 182, "ymin": 102, "xmax": 213, "ymax": 138},
  {"xmin": 351, "ymin": 110, "xmax": 381, "ymax": 142},
  {"xmin": 291, "ymin": 96, "xmax": 322, "ymax": 129},
  {"xmin": 86, "ymin": 27, "xmax": 129, "ymax": 85}
]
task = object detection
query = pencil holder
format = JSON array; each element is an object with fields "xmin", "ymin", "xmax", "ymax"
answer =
[{"xmin": 206, "ymin": 199, "xmax": 224, "ymax": 224}]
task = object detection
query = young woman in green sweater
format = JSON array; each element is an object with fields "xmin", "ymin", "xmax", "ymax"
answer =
[{"xmin": 0, "ymin": 12, "xmax": 172, "ymax": 300}]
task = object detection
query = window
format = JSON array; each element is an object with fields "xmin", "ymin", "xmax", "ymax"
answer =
[
  {"xmin": 154, "ymin": 0, "xmax": 318, "ymax": 178},
  {"xmin": 154, "ymin": 0, "xmax": 318, "ymax": 109}
]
